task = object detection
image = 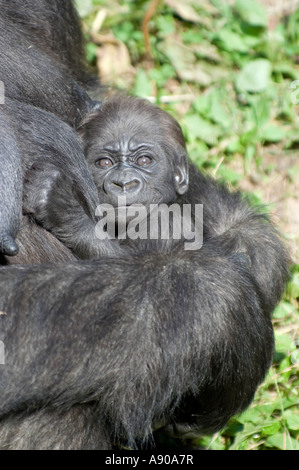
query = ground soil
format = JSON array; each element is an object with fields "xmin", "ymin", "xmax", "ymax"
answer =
[{"xmin": 229, "ymin": 148, "xmax": 299, "ymax": 263}]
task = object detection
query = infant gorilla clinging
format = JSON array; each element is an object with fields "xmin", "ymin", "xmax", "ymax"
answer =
[
  {"xmin": 25, "ymin": 94, "xmax": 288, "ymax": 318},
  {"xmin": 25, "ymin": 95, "xmax": 191, "ymax": 257},
  {"xmin": 25, "ymin": 94, "xmax": 288, "ymax": 269}
]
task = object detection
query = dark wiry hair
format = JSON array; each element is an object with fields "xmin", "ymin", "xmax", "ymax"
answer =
[{"xmin": 78, "ymin": 95, "xmax": 186, "ymax": 153}]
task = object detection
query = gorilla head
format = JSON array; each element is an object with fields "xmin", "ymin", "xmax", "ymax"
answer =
[
  {"xmin": 78, "ymin": 96, "xmax": 189, "ymax": 210},
  {"xmin": 21, "ymin": 96, "xmax": 194, "ymax": 258}
]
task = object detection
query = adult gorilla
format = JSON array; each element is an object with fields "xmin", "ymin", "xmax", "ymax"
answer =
[
  {"xmin": 0, "ymin": 0, "xmax": 289, "ymax": 450},
  {"xmin": 0, "ymin": 97, "xmax": 290, "ymax": 448},
  {"xmin": 0, "ymin": 0, "xmax": 100, "ymax": 256},
  {"xmin": 0, "ymin": 177, "xmax": 289, "ymax": 449}
]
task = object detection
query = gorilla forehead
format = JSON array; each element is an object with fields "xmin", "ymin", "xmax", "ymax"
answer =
[
  {"xmin": 102, "ymin": 135, "xmax": 157, "ymax": 155},
  {"xmin": 82, "ymin": 96, "xmax": 186, "ymax": 152},
  {"xmin": 93, "ymin": 116, "xmax": 164, "ymax": 146}
]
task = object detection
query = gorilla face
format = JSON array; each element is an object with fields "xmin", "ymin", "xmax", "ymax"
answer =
[{"xmin": 79, "ymin": 96, "xmax": 189, "ymax": 210}]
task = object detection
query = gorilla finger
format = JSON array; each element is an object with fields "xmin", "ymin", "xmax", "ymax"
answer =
[{"xmin": 0, "ymin": 234, "xmax": 19, "ymax": 256}]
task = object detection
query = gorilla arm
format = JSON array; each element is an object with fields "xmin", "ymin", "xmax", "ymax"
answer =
[
  {"xmin": 0, "ymin": 110, "xmax": 22, "ymax": 256},
  {"xmin": 23, "ymin": 163, "xmax": 130, "ymax": 259},
  {"xmin": 0, "ymin": 99, "xmax": 100, "ymax": 259},
  {"xmin": 185, "ymin": 163, "xmax": 290, "ymax": 314},
  {"xmin": 0, "ymin": 241, "xmax": 277, "ymax": 449}
]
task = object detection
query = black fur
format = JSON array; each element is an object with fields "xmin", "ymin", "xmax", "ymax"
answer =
[
  {"xmin": 0, "ymin": 132, "xmax": 289, "ymax": 449},
  {"xmin": 0, "ymin": 0, "xmax": 95, "ymax": 123},
  {"xmin": 27, "ymin": 94, "xmax": 290, "ymax": 317},
  {"xmin": 0, "ymin": 1, "xmax": 290, "ymax": 450},
  {"xmin": 0, "ymin": 0, "xmax": 88, "ymax": 84},
  {"xmin": 0, "ymin": 187, "xmax": 288, "ymax": 449},
  {"xmin": 26, "ymin": 96, "xmax": 189, "ymax": 258},
  {"xmin": 0, "ymin": 0, "xmax": 100, "ymax": 255},
  {"xmin": 0, "ymin": 111, "xmax": 22, "ymax": 255}
]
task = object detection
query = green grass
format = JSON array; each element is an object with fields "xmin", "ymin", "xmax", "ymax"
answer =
[{"xmin": 77, "ymin": 0, "xmax": 299, "ymax": 450}]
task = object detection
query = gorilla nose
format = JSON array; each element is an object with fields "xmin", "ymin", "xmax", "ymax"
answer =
[{"xmin": 107, "ymin": 177, "xmax": 142, "ymax": 195}]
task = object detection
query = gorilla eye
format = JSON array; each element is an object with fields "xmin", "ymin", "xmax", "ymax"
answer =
[
  {"xmin": 96, "ymin": 158, "xmax": 113, "ymax": 168},
  {"xmin": 136, "ymin": 155, "xmax": 152, "ymax": 166}
]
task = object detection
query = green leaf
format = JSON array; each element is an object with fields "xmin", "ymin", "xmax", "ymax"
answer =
[
  {"xmin": 273, "ymin": 301, "xmax": 296, "ymax": 319},
  {"xmin": 155, "ymin": 15, "xmax": 176, "ymax": 36},
  {"xmin": 265, "ymin": 433, "xmax": 299, "ymax": 450},
  {"xmin": 192, "ymin": 95, "xmax": 210, "ymax": 116},
  {"xmin": 228, "ymin": 422, "xmax": 261, "ymax": 450},
  {"xmin": 164, "ymin": 0, "xmax": 206, "ymax": 24},
  {"xmin": 193, "ymin": 42, "xmax": 223, "ymax": 63},
  {"xmin": 149, "ymin": 64, "xmax": 176, "ymax": 88},
  {"xmin": 287, "ymin": 271, "xmax": 299, "ymax": 298},
  {"xmin": 224, "ymin": 420, "xmax": 244, "ymax": 436},
  {"xmin": 278, "ymin": 356, "xmax": 291, "ymax": 373},
  {"xmin": 236, "ymin": 408, "xmax": 261, "ymax": 425},
  {"xmin": 217, "ymin": 167, "xmax": 242, "ymax": 185},
  {"xmin": 235, "ymin": 59, "xmax": 272, "ymax": 92},
  {"xmin": 261, "ymin": 125, "xmax": 287, "ymax": 143},
  {"xmin": 158, "ymin": 39, "xmax": 228, "ymax": 85},
  {"xmin": 113, "ymin": 21, "xmax": 134, "ymax": 43},
  {"xmin": 133, "ymin": 69, "xmax": 153, "ymax": 98},
  {"xmin": 261, "ymin": 421, "xmax": 281, "ymax": 436},
  {"xmin": 85, "ymin": 42, "xmax": 97, "ymax": 64},
  {"xmin": 188, "ymin": 143, "xmax": 209, "ymax": 169},
  {"xmin": 235, "ymin": 440, "xmax": 249, "ymax": 450},
  {"xmin": 265, "ymin": 433, "xmax": 285, "ymax": 449},
  {"xmin": 193, "ymin": 90, "xmax": 232, "ymax": 129},
  {"xmin": 240, "ymin": 127, "xmax": 258, "ymax": 146},
  {"xmin": 217, "ymin": 28, "xmax": 249, "ymax": 52},
  {"xmin": 209, "ymin": 95, "xmax": 232, "ymax": 129},
  {"xmin": 281, "ymin": 396, "xmax": 299, "ymax": 411},
  {"xmin": 234, "ymin": 0, "xmax": 268, "ymax": 28},
  {"xmin": 225, "ymin": 138, "xmax": 244, "ymax": 154},
  {"xmin": 196, "ymin": 435, "xmax": 226, "ymax": 450},
  {"xmin": 158, "ymin": 40, "xmax": 211, "ymax": 86},
  {"xmin": 284, "ymin": 410, "xmax": 299, "ymax": 431},
  {"xmin": 251, "ymin": 95, "xmax": 271, "ymax": 127},
  {"xmin": 183, "ymin": 114, "xmax": 222, "ymax": 146},
  {"xmin": 244, "ymin": 143, "xmax": 256, "ymax": 171},
  {"xmin": 274, "ymin": 333, "xmax": 293, "ymax": 354},
  {"xmin": 273, "ymin": 63, "xmax": 298, "ymax": 80},
  {"xmin": 74, "ymin": 0, "xmax": 94, "ymax": 18},
  {"xmin": 237, "ymin": 405, "xmax": 275, "ymax": 425}
]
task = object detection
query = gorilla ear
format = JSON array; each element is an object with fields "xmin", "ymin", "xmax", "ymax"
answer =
[{"xmin": 174, "ymin": 154, "xmax": 189, "ymax": 195}]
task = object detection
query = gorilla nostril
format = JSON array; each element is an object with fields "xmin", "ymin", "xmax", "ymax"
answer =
[
  {"xmin": 110, "ymin": 179, "xmax": 140, "ymax": 191},
  {"xmin": 111, "ymin": 181, "xmax": 123, "ymax": 190},
  {"xmin": 124, "ymin": 179, "xmax": 139, "ymax": 190}
]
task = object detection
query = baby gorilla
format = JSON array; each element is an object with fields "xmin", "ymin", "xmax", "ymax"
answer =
[{"xmin": 25, "ymin": 96, "xmax": 190, "ymax": 258}]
